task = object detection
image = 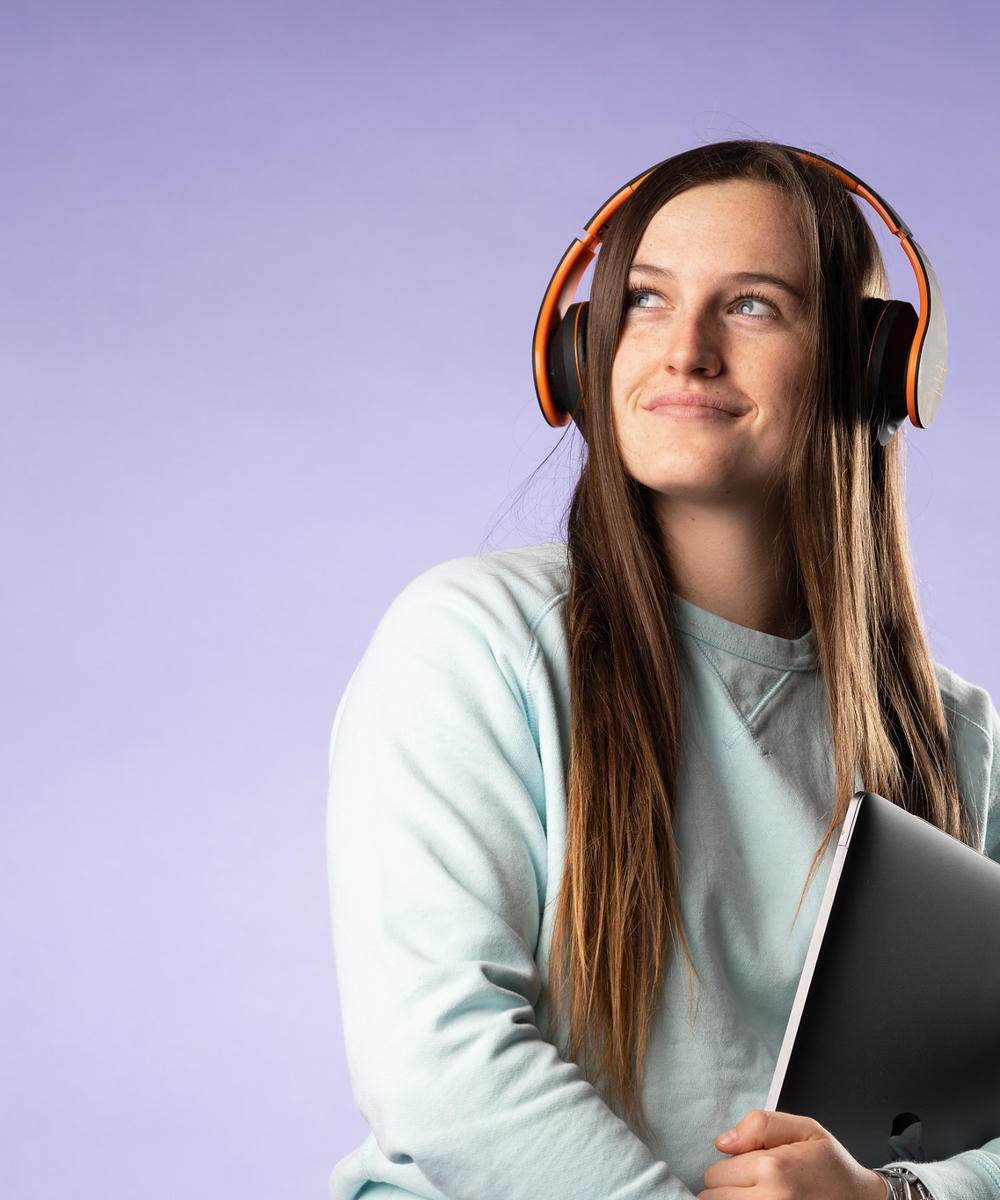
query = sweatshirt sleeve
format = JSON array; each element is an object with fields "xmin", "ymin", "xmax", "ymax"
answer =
[
  {"xmin": 889, "ymin": 689, "xmax": 1000, "ymax": 1200},
  {"xmin": 327, "ymin": 563, "xmax": 694, "ymax": 1200}
]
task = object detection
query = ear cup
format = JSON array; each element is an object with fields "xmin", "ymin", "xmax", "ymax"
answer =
[
  {"xmin": 546, "ymin": 301, "xmax": 589, "ymax": 421},
  {"xmin": 862, "ymin": 298, "xmax": 919, "ymax": 445}
]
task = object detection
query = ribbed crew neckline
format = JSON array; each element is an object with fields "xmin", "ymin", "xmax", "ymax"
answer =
[{"xmin": 671, "ymin": 593, "xmax": 818, "ymax": 672}]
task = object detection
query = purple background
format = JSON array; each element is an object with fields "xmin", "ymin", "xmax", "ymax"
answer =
[{"xmin": 3, "ymin": 2, "xmax": 998, "ymax": 1196}]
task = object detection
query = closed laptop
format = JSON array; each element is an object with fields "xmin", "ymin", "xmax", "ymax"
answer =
[{"xmin": 767, "ymin": 791, "xmax": 1000, "ymax": 1165}]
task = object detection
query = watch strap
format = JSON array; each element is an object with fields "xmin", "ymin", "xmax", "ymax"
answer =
[{"xmin": 875, "ymin": 1166, "xmax": 933, "ymax": 1200}]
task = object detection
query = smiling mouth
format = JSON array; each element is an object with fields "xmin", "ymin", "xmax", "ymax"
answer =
[{"xmin": 644, "ymin": 391, "xmax": 748, "ymax": 418}]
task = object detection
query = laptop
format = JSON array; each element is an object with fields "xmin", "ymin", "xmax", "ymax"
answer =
[{"xmin": 766, "ymin": 790, "xmax": 1000, "ymax": 1166}]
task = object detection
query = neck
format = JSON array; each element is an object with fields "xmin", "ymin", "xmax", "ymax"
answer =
[{"xmin": 652, "ymin": 491, "xmax": 806, "ymax": 639}]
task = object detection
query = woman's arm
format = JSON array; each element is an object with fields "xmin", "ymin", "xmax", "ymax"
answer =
[{"xmin": 328, "ymin": 558, "xmax": 695, "ymax": 1200}]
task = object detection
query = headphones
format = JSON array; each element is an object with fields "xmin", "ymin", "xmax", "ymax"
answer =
[{"xmin": 532, "ymin": 146, "xmax": 946, "ymax": 446}]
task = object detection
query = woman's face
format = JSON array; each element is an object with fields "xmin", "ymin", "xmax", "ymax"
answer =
[{"xmin": 610, "ymin": 179, "xmax": 813, "ymax": 508}]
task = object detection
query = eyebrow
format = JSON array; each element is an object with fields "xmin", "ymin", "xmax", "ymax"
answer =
[{"xmin": 628, "ymin": 262, "xmax": 806, "ymax": 302}]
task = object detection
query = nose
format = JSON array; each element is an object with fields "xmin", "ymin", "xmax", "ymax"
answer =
[{"xmin": 664, "ymin": 307, "xmax": 722, "ymax": 377}]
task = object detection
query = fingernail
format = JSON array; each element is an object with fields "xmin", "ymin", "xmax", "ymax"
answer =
[{"xmin": 717, "ymin": 1129, "xmax": 737, "ymax": 1148}]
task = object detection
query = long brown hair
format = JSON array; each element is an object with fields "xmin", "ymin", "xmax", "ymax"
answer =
[{"xmin": 548, "ymin": 141, "xmax": 966, "ymax": 1126}]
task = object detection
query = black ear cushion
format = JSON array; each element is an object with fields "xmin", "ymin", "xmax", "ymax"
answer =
[
  {"xmin": 546, "ymin": 301, "xmax": 589, "ymax": 418},
  {"xmin": 863, "ymin": 298, "xmax": 918, "ymax": 444}
]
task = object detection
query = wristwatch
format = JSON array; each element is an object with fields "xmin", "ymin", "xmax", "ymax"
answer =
[{"xmin": 875, "ymin": 1166, "xmax": 933, "ymax": 1200}]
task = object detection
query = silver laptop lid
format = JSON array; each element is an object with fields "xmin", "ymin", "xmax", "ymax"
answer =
[{"xmin": 767, "ymin": 791, "xmax": 1000, "ymax": 1166}]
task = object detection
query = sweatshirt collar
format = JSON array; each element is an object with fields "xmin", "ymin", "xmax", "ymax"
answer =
[{"xmin": 671, "ymin": 594, "xmax": 818, "ymax": 672}]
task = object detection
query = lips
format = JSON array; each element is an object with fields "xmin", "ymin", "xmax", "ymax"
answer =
[{"xmin": 643, "ymin": 391, "xmax": 748, "ymax": 417}]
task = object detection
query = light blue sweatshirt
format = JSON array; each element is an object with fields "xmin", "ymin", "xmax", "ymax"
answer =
[{"xmin": 327, "ymin": 543, "xmax": 1000, "ymax": 1200}]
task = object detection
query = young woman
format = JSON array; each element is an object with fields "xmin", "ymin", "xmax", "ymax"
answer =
[{"xmin": 327, "ymin": 141, "xmax": 1000, "ymax": 1200}]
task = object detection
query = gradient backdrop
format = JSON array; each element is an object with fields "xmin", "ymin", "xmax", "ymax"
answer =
[{"xmin": 3, "ymin": 2, "xmax": 999, "ymax": 1196}]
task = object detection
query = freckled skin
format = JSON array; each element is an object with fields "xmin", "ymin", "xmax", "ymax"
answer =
[{"xmin": 611, "ymin": 179, "xmax": 813, "ymax": 510}]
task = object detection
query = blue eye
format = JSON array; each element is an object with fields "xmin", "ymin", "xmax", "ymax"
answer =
[
  {"xmin": 626, "ymin": 287, "xmax": 664, "ymax": 309},
  {"xmin": 731, "ymin": 293, "xmax": 776, "ymax": 318}
]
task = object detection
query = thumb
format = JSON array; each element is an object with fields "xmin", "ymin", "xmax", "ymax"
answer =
[{"xmin": 715, "ymin": 1109, "xmax": 824, "ymax": 1154}]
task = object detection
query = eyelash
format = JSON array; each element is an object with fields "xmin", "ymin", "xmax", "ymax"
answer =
[
  {"xmin": 624, "ymin": 284, "xmax": 778, "ymax": 317},
  {"xmin": 730, "ymin": 288, "xmax": 776, "ymax": 317},
  {"xmin": 624, "ymin": 285, "xmax": 659, "ymax": 308}
]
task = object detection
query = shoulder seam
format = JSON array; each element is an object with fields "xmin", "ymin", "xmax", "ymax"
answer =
[
  {"xmin": 523, "ymin": 589, "xmax": 568, "ymax": 680},
  {"xmin": 529, "ymin": 589, "xmax": 569, "ymax": 638},
  {"xmin": 522, "ymin": 589, "xmax": 568, "ymax": 745},
  {"xmin": 941, "ymin": 699, "xmax": 992, "ymax": 742}
]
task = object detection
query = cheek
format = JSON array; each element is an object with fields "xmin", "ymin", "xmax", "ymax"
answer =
[
  {"xmin": 777, "ymin": 367, "xmax": 807, "ymax": 421},
  {"xmin": 609, "ymin": 350, "xmax": 634, "ymax": 437},
  {"xmin": 761, "ymin": 343, "xmax": 810, "ymax": 418},
  {"xmin": 608, "ymin": 356, "xmax": 647, "ymax": 470},
  {"xmin": 782, "ymin": 354, "xmax": 811, "ymax": 424},
  {"xmin": 756, "ymin": 353, "xmax": 810, "ymax": 465},
  {"xmin": 784, "ymin": 331, "xmax": 813, "ymax": 393},
  {"xmin": 609, "ymin": 345, "xmax": 632, "ymax": 409},
  {"xmin": 609, "ymin": 333, "xmax": 654, "ymax": 425}
]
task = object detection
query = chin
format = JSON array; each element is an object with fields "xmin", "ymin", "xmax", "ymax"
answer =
[
  {"xmin": 639, "ymin": 467, "xmax": 782, "ymax": 508},
  {"xmin": 630, "ymin": 459, "xmax": 750, "ymax": 497}
]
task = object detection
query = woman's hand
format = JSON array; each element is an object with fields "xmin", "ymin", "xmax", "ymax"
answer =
[{"xmin": 698, "ymin": 1109, "xmax": 887, "ymax": 1199}]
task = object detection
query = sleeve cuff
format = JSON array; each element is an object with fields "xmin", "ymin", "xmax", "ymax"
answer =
[{"xmin": 898, "ymin": 1150, "xmax": 1000, "ymax": 1200}]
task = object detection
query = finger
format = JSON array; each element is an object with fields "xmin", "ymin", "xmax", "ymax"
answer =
[
  {"xmin": 703, "ymin": 1146, "xmax": 767, "ymax": 1190},
  {"xmin": 703, "ymin": 1143, "xmax": 802, "ymax": 1191},
  {"xmin": 715, "ymin": 1108, "xmax": 824, "ymax": 1154}
]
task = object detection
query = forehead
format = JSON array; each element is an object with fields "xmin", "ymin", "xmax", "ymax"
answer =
[{"xmin": 632, "ymin": 179, "xmax": 808, "ymax": 286}]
